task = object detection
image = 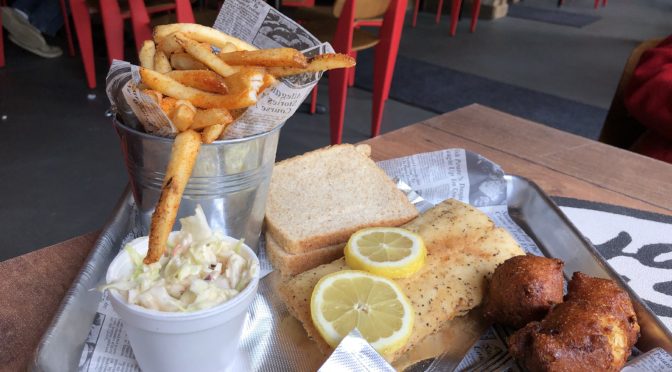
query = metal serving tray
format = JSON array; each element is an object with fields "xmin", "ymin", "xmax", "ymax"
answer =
[{"xmin": 30, "ymin": 176, "xmax": 672, "ymax": 371}]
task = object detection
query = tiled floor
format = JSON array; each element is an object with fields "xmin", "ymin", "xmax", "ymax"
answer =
[{"xmin": 0, "ymin": 0, "xmax": 669, "ymax": 260}]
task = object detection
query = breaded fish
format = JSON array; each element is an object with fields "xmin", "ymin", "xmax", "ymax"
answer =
[{"xmin": 279, "ymin": 199, "xmax": 525, "ymax": 362}]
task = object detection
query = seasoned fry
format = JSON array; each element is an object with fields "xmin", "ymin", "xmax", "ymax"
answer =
[
  {"xmin": 267, "ymin": 53, "xmax": 356, "ymax": 78},
  {"xmin": 174, "ymin": 32, "xmax": 239, "ymax": 77},
  {"xmin": 170, "ymin": 52, "xmax": 208, "ymax": 70},
  {"xmin": 140, "ymin": 67, "xmax": 258, "ymax": 109},
  {"xmin": 154, "ymin": 23, "xmax": 257, "ymax": 52},
  {"xmin": 229, "ymin": 108, "xmax": 247, "ymax": 120},
  {"xmin": 139, "ymin": 40, "xmax": 156, "ymax": 70},
  {"xmin": 142, "ymin": 89, "xmax": 162, "ymax": 105},
  {"xmin": 223, "ymin": 67, "xmax": 265, "ymax": 94},
  {"xmin": 219, "ymin": 48, "xmax": 307, "ymax": 68},
  {"xmin": 145, "ymin": 130, "xmax": 202, "ymax": 264},
  {"xmin": 154, "ymin": 50, "xmax": 172, "ymax": 74},
  {"xmin": 160, "ymin": 97, "xmax": 178, "ymax": 115},
  {"xmin": 170, "ymin": 102, "xmax": 196, "ymax": 132},
  {"xmin": 260, "ymin": 74, "xmax": 277, "ymax": 94},
  {"xmin": 166, "ymin": 70, "xmax": 228, "ymax": 94},
  {"xmin": 201, "ymin": 124, "xmax": 226, "ymax": 144},
  {"xmin": 157, "ymin": 32, "xmax": 183, "ymax": 55},
  {"xmin": 220, "ymin": 42, "xmax": 238, "ymax": 54},
  {"xmin": 191, "ymin": 108, "xmax": 233, "ymax": 130}
]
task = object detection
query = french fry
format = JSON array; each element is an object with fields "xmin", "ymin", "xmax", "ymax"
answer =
[
  {"xmin": 223, "ymin": 67, "xmax": 265, "ymax": 94},
  {"xmin": 218, "ymin": 48, "xmax": 307, "ymax": 68},
  {"xmin": 266, "ymin": 53, "xmax": 356, "ymax": 78},
  {"xmin": 191, "ymin": 108, "xmax": 233, "ymax": 130},
  {"xmin": 157, "ymin": 32, "xmax": 183, "ymax": 55},
  {"xmin": 260, "ymin": 74, "xmax": 277, "ymax": 94},
  {"xmin": 174, "ymin": 32, "xmax": 239, "ymax": 77},
  {"xmin": 145, "ymin": 130, "xmax": 202, "ymax": 264},
  {"xmin": 201, "ymin": 124, "xmax": 226, "ymax": 144},
  {"xmin": 229, "ymin": 108, "xmax": 247, "ymax": 120},
  {"xmin": 142, "ymin": 89, "xmax": 162, "ymax": 105},
  {"xmin": 170, "ymin": 53, "xmax": 209, "ymax": 70},
  {"xmin": 170, "ymin": 102, "xmax": 196, "ymax": 131},
  {"xmin": 220, "ymin": 42, "xmax": 238, "ymax": 54},
  {"xmin": 154, "ymin": 50, "xmax": 172, "ymax": 74},
  {"xmin": 140, "ymin": 67, "xmax": 258, "ymax": 109},
  {"xmin": 154, "ymin": 24, "xmax": 257, "ymax": 52},
  {"xmin": 139, "ymin": 40, "xmax": 156, "ymax": 70},
  {"xmin": 166, "ymin": 70, "xmax": 229, "ymax": 94},
  {"xmin": 160, "ymin": 97, "xmax": 178, "ymax": 116}
]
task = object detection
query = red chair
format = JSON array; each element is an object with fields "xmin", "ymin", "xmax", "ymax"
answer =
[
  {"xmin": 298, "ymin": 0, "xmax": 406, "ymax": 144},
  {"xmin": 282, "ymin": 0, "xmax": 315, "ymax": 7},
  {"xmin": 557, "ymin": 0, "xmax": 607, "ymax": 8},
  {"xmin": 69, "ymin": 0, "xmax": 194, "ymax": 89},
  {"xmin": 0, "ymin": 0, "xmax": 75, "ymax": 68},
  {"xmin": 411, "ymin": 0, "xmax": 481, "ymax": 36}
]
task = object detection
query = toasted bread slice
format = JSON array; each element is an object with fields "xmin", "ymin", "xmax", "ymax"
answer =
[
  {"xmin": 266, "ymin": 232, "xmax": 344, "ymax": 276},
  {"xmin": 265, "ymin": 144, "xmax": 418, "ymax": 254},
  {"xmin": 279, "ymin": 199, "xmax": 525, "ymax": 362}
]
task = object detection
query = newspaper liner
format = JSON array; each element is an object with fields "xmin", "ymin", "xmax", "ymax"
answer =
[
  {"xmin": 78, "ymin": 149, "xmax": 671, "ymax": 371},
  {"xmin": 105, "ymin": 0, "xmax": 333, "ymax": 140}
]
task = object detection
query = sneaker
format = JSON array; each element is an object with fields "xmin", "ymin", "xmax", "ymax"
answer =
[
  {"xmin": 8, "ymin": 34, "xmax": 63, "ymax": 58},
  {"xmin": 1, "ymin": 7, "xmax": 63, "ymax": 58}
]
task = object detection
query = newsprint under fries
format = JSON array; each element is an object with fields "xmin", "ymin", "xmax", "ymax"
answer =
[{"xmin": 106, "ymin": 0, "xmax": 354, "ymax": 265}]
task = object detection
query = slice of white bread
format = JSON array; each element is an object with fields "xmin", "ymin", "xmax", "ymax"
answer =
[
  {"xmin": 265, "ymin": 232, "xmax": 344, "ymax": 276},
  {"xmin": 265, "ymin": 144, "xmax": 419, "ymax": 254}
]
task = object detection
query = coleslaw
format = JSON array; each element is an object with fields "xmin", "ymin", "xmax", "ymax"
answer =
[{"xmin": 104, "ymin": 206, "xmax": 259, "ymax": 312}]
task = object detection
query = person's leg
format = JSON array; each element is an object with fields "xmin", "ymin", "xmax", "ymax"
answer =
[
  {"xmin": 24, "ymin": 0, "xmax": 64, "ymax": 37},
  {"xmin": 11, "ymin": 0, "xmax": 40, "ymax": 16},
  {"xmin": 0, "ymin": 0, "xmax": 62, "ymax": 58}
]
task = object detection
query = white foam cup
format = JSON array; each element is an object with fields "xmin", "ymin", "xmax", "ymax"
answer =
[{"xmin": 105, "ymin": 234, "xmax": 259, "ymax": 372}]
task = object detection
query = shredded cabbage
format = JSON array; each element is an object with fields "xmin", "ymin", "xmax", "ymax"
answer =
[{"xmin": 105, "ymin": 205, "xmax": 257, "ymax": 312}]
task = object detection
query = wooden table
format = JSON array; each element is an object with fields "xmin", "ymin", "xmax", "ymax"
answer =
[{"xmin": 3, "ymin": 104, "xmax": 672, "ymax": 371}]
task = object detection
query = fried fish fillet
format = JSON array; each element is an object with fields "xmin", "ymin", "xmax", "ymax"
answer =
[{"xmin": 279, "ymin": 199, "xmax": 525, "ymax": 362}]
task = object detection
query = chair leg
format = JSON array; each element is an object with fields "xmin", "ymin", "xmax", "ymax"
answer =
[
  {"xmin": 328, "ymin": 69, "xmax": 348, "ymax": 144},
  {"xmin": 594, "ymin": 0, "xmax": 599, "ymax": 8},
  {"xmin": 327, "ymin": 0, "xmax": 355, "ymax": 144},
  {"xmin": 435, "ymin": 0, "xmax": 443, "ymax": 24},
  {"xmin": 128, "ymin": 0, "xmax": 153, "ymax": 51},
  {"xmin": 372, "ymin": 0, "xmax": 407, "ymax": 138},
  {"xmin": 175, "ymin": 0, "xmax": 196, "ymax": 23},
  {"xmin": 69, "ymin": 0, "xmax": 96, "ymax": 88},
  {"xmin": 0, "ymin": 12, "xmax": 4, "ymax": 68},
  {"xmin": 59, "ymin": 0, "xmax": 75, "ymax": 56},
  {"xmin": 557, "ymin": 0, "xmax": 563, "ymax": 7},
  {"xmin": 450, "ymin": 0, "xmax": 462, "ymax": 36},
  {"xmin": 412, "ymin": 0, "xmax": 419, "ymax": 27},
  {"xmin": 470, "ymin": 0, "xmax": 480, "ymax": 33},
  {"xmin": 348, "ymin": 51, "xmax": 357, "ymax": 87},
  {"xmin": 602, "ymin": 0, "xmax": 607, "ymax": 7},
  {"xmin": 310, "ymin": 85, "xmax": 318, "ymax": 114},
  {"xmin": 99, "ymin": 0, "xmax": 125, "ymax": 64}
]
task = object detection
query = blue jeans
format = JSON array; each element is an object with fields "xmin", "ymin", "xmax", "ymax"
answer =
[{"xmin": 12, "ymin": 0, "xmax": 64, "ymax": 37}]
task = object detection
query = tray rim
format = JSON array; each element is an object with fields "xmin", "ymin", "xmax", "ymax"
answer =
[{"xmin": 30, "ymin": 175, "xmax": 672, "ymax": 371}]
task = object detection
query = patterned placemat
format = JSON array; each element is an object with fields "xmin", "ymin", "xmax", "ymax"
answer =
[{"xmin": 553, "ymin": 197, "xmax": 672, "ymax": 331}]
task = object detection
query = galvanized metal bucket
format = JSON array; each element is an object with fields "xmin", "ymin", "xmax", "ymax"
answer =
[{"xmin": 113, "ymin": 119, "xmax": 283, "ymax": 251}]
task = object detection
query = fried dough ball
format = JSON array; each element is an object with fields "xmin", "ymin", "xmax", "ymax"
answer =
[
  {"xmin": 507, "ymin": 273, "xmax": 640, "ymax": 372},
  {"xmin": 566, "ymin": 272, "xmax": 640, "ymax": 343},
  {"xmin": 483, "ymin": 255, "xmax": 564, "ymax": 328}
]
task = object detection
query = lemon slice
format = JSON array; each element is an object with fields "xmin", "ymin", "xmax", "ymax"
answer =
[
  {"xmin": 310, "ymin": 270, "xmax": 414, "ymax": 355},
  {"xmin": 344, "ymin": 227, "xmax": 426, "ymax": 279}
]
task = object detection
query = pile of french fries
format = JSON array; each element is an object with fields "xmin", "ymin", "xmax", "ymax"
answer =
[{"xmin": 140, "ymin": 23, "xmax": 355, "ymax": 264}]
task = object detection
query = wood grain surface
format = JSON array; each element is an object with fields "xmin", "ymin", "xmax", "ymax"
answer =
[
  {"xmin": 365, "ymin": 105, "xmax": 672, "ymax": 215},
  {"xmin": 3, "ymin": 104, "xmax": 671, "ymax": 371},
  {"xmin": 0, "ymin": 232, "xmax": 98, "ymax": 372}
]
